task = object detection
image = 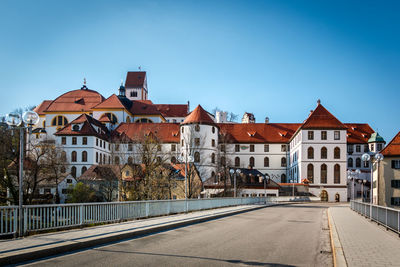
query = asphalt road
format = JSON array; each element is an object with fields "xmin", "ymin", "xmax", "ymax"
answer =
[{"xmin": 21, "ymin": 203, "xmax": 333, "ymax": 267}]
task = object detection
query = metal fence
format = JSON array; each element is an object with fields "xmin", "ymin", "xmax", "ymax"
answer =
[
  {"xmin": 350, "ymin": 200, "xmax": 400, "ymax": 235},
  {"xmin": 1, "ymin": 197, "xmax": 263, "ymax": 236}
]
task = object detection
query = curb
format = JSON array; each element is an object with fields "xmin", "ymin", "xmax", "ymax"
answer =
[
  {"xmin": 327, "ymin": 208, "xmax": 347, "ymax": 267},
  {"xmin": 0, "ymin": 204, "xmax": 279, "ymax": 266}
]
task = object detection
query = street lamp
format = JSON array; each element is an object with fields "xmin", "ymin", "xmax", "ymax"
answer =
[
  {"xmin": 347, "ymin": 169, "xmax": 360, "ymax": 200},
  {"xmin": 362, "ymin": 152, "xmax": 384, "ymax": 205},
  {"xmin": 358, "ymin": 179, "xmax": 367, "ymax": 202},
  {"xmin": 178, "ymin": 154, "xmax": 194, "ymax": 212},
  {"xmin": 289, "ymin": 179, "xmax": 295, "ymax": 197},
  {"xmin": 6, "ymin": 110, "xmax": 39, "ymax": 236},
  {"xmin": 229, "ymin": 168, "xmax": 241, "ymax": 197}
]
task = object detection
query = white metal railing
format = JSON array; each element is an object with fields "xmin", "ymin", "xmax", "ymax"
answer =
[
  {"xmin": 1, "ymin": 197, "xmax": 263, "ymax": 236},
  {"xmin": 350, "ymin": 200, "xmax": 400, "ymax": 235}
]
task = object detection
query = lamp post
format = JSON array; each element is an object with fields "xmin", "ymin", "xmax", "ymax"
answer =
[
  {"xmin": 229, "ymin": 168, "xmax": 241, "ymax": 197},
  {"xmin": 289, "ymin": 179, "xmax": 295, "ymax": 197},
  {"xmin": 6, "ymin": 110, "xmax": 39, "ymax": 237},
  {"xmin": 358, "ymin": 179, "xmax": 367, "ymax": 202},
  {"xmin": 178, "ymin": 154, "xmax": 194, "ymax": 212},
  {"xmin": 347, "ymin": 169, "xmax": 360, "ymax": 200},
  {"xmin": 262, "ymin": 173, "xmax": 270, "ymax": 204}
]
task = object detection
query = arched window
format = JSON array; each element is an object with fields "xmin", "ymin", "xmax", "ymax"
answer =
[
  {"xmin": 71, "ymin": 151, "xmax": 77, "ymax": 162},
  {"xmin": 348, "ymin": 158, "xmax": 353, "ymax": 167},
  {"xmin": 281, "ymin": 173, "xmax": 287, "ymax": 183},
  {"xmin": 195, "ymin": 124, "xmax": 200, "ymax": 132},
  {"xmin": 96, "ymin": 152, "xmax": 98, "ymax": 163},
  {"xmin": 171, "ymin": 156, "xmax": 177, "ymax": 164},
  {"xmin": 212, "ymin": 127, "xmax": 215, "ymax": 133},
  {"xmin": 81, "ymin": 166, "xmax": 87, "ymax": 175},
  {"xmin": 334, "ymin": 147, "xmax": 340, "ymax": 159},
  {"xmin": 307, "ymin": 164, "xmax": 314, "ymax": 183},
  {"xmin": 126, "ymin": 116, "xmax": 131, "ymax": 123},
  {"xmin": 51, "ymin": 115, "xmax": 68, "ymax": 127},
  {"xmin": 321, "ymin": 147, "xmax": 327, "ymax": 159},
  {"xmin": 61, "ymin": 151, "xmax": 67, "ymax": 162},
  {"xmin": 211, "ymin": 153, "xmax": 215, "ymax": 164},
  {"xmin": 264, "ymin": 157, "xmax": 269, "ymax": 167},
  {"xmin": 81, "ymin": 151, "xmax": 87, "ymax": 162},
  {"xmin": 281, "ymin": 157, "xmax": 287, "ymax": 167},
  {"xmin": 249, "ymin": 157, "xmax": 255, "ymax": 167},
  {"xmin": 194, "ymin": 152, "xmax": 200, "ymax": 163},
  {"xmin": 99, "ymin": 153, "xmax": 103, "ymax": 164},
  {"xmin": 135, "ymin": 118, "xmax": 153, "ymax": 123},
  {"xmin": 321, "ymin": 164, "xmax": 327, "ymax": 184},
  {"xmin": 356, "ymin": 157, "xmax": 361, "ymax": 168},
  {"xmin": 71, "ymin": 166, "xmax": 77, "ymax": 178},
  {"xmin": 212, "ymin": 171, "xmax": 217, "ymax": 183},
  {"xmin": 308, "ymin": 147, "xmax": 314, "ymax": 159},
  {"xmin": 115, "ymin": 156, "xmax": 120, "ymax": 165},
  {"xmin": 103, "ymin": 154, "xmax": 105, "ymax": 164},
  {"xmin": 221, "ymin": 156, "xmax": 226, "ymax": 166},
  {"xmin": 235, "ymin": 157, "xmax": 240, "ymax": 167},
  {"xmin": 334, "ymin": 164, "xmax": 340, "ymax": 184},
  {"xmin": 128, "ymin": 156, "xmax": 133, "ymax": 164}
]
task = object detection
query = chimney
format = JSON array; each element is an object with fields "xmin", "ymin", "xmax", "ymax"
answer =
[{"xmin": 265, "ymin": 117, "xmax": 269, "ymax": 123}]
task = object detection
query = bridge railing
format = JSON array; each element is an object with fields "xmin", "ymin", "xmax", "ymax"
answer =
[
  {"xmin": 1, "ymin": 197, "xmax": 263, "ymax": 236},
  {"xmin": 350, "ymin": 200, "xmax": 400, "ymax": 235}
]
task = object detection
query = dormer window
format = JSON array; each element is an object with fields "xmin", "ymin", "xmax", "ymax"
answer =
[
  {"xmin": 130, "ymin": 91, "xmax": 138, "ymax": 97},
  {"xmin": 72, "ymin": 124, "xmax": 80, "ymax": 131}
]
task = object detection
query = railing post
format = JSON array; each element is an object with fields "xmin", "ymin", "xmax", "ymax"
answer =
[
  {"xmin": 23, "ymin": 207, "xmax": 27, "ymax": 235},
  {"xmin": 386, "ymin": 208, "xmax": 388, "ymax": 230},
  {"xmin": 145, "ymin": 201, "xmax": 149, "ymax": 217},
  {"xmin": 398, "ymin": 211, "xmax": 400, "ymax": 237},
  {"xmin": 80, "ymin": 205, "xmax": 84, "ymax": 225}
]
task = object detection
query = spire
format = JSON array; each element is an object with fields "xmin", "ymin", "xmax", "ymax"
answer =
[
  {"xmin": 118, "ymin": 79, "xmax": 126, "ymax": 97},
  {"xmin": 81, "ymin": 77, "xmax": 88, "ymax": 90},
  {"xmin": 317, "ymin": 99, "xmax": 321, "ymax": 105}
]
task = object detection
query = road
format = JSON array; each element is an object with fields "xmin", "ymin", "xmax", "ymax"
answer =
[{"xmin": 21, "ymin": 203, "xmax": 333, "ymax": 267}]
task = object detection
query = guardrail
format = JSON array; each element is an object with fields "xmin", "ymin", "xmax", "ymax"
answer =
[
  {"xmin": 1, "ymin": 197, "xmax": 263, "ymax": 237},
  {"xmin": 350, "ymin": 200, "xmax": 400, "ymax": 235}
]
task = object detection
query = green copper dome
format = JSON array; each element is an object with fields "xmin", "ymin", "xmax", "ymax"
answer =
[{"xmin": 368, "ymin": 132, "xmax": 385, "ymax": 143}]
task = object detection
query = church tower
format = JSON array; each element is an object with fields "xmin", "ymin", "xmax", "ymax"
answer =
[{"xmin": 124, "ymin": 71, "xmax": 148, "ymax": 101}]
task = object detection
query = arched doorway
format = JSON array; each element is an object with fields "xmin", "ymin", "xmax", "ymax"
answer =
[
  {"xmin": 335, "ymin": 193, "xmax": 340, "ymax": 202},
  {"xmin": 321, "ymin": 190, "xmax": 328, "ymax": 202}
]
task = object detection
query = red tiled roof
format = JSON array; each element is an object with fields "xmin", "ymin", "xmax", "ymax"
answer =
[
  {"xmin": 345, "ymin": 123, "xmax": 374, "ymax": 144},
  {"xmin": 182, "ymin": 105, "xmax": 215, "ymax": 125},
  {"xmin": 301, "ymin": 104, "xmax": 346, "ymax": 130},
  {"xmin": 92, "ymin": 94, "xmax": 131, "ymax": 110},
  {"xmin": 129, "ymin": 100, "xmax": 163, "ymax": 117},
  {"xmin": 113, "ymin": 123, "xmax": 180, "ymax": 143},
  {"xmin": 381, "ymin": 131, "xmax": 400, "ymax": 156},
  {"xmin": 45, "ymin": 89, "xmax": 105, "ymax": 112},
  {"xmin": 55, "ymin": 114, "xmax": 109, "ymax": 139},
  {"xmin": 218, "ymin": 123, "xmax": 301, "ymax": 143},
  {"xmin": 79, "ymin": 165, "xmax": 121, "ymax": 181},
  {"xmin": 155, "ymin": 104, "xmax": 188, "ymax": 118},
  {"xmin": 125, "ymin": 72, "xmax": 146, "ymax": 88},
  {"xmin": 33, "ymin": 100, "xmax": 52, "ymax": 115}
]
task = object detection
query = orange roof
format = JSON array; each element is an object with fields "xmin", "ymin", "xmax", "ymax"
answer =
[
  {"xmin": 45, "ymin": 89, "xmax": 105, "ymax": 112},
  {"xmin": 182, "ymin": 105, "xmax": 215, "ymax": 125},
  {"xmin": 92, "ymin": 94, "xmax": 132, "ymax": 110},
  {"xmin": 33, "ymin": 100, "xmax": 52, "ymax": 115},
  {"xmin": 130, "ymin": 100, "xmax": 162, "ymax": 116},
  {"xmin": 345, "ymin": 123, "xmax": 374, "ymax": 144},
  {"xmin": 155, "ymin": 104, "xmax": 188, "ymax": 118},
  {"xmin": 301, "ymin": 104, "xmax": 346, "ymax": 130},
  {"xmin": 218, "ymin": 123, "xmax": 301, "ymax": 143},
  {"xmin": 114, "ymin": 123, "xmax": 180, "ymax": 143},
  {"xmin": 381, "ymin": 130, "xmax": 400, "ymax": 156},
  {"xmin": 125, "ymin": 71, "xmax": 146, "ymax": 88},
  {"xmin": 55, "ymin": 114, "xmax": 109, "ymax": 139}
]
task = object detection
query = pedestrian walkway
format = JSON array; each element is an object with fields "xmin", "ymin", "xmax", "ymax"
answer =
[
  {"xmin": 329, "ymin": 204, "xmax": 400, "ymax": 267},
  {"xmin": 0, "ymin": 204, "xmax": 270, "ymax": 265}
]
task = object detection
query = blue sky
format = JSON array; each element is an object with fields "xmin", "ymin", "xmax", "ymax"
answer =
[{"xmin": 0, "ymin": 0, "xmax": 399, "ymax": 142}]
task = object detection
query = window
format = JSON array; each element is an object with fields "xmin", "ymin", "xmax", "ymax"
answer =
[
  {"xmin": 82, "ymin": 151, "xmax": 87, "ymax": 162},
  {"xmin": 307, "ymin": 164, "xmax": 314, "ymax": 183},
  {"xmin": 308, "ymin": 147, "xmax": 314, "ymax": 159},
  {"xmin": 61, "ymin": 166, "xmax": 66, "ymax": 173},
  {"xmin": 264, "ymin": 144, "xmax": 269, "ymax": 152},
  {"xmin": 51, "ymin": 115, "xmax": 68, "ymax": 127},
  {"xmin": 235, "ymin": 157, "xmax": 240, "ymax": 167},
  {"xmin": 171, "ymin": 156, "xmax": 177, "ymax": 164},
  {"xmin": 392, "ymin": 160, "xmax": 400, "ymax": 169},
  {"xmin": 100, "ymin": 140, "xmax": 102, "ymax": 147},
  {"xmin": 72, "ymin": 137, "xmax": 77, "ymax": 145},
  {"xmin": 115, "ymin": 156, "xmax": 120, "ymax": 164},
  {"xmin": 66, "ymin": 178, "xmax": 72, "ymax": 183},
  {"xmin": 308, "ymin": 131, "xmax": 314, "ymax": 140},
  {"xmin": 356, "ymin": 145, "xmax": 361, "ymax": 153},
  {"xmin": 96, "ymin": 152, "xmax": 98, "ymax": 163},
  {"xmin": 61, "ymin": 151, "xmax": 67, "ymax": 162},
  {"xmin": 334, "ymin": 131, "xmax": 340, "ymax": 140},
  {"xmin": 81, "ymin": 166, "xmax": 87, "ymax": 175},
  {"xmin": 194, "ymin": 152, "xmax": 200, "ymax": 163},
  {"xmin": 356, "ymin": 158, "xmax": 361, "ymax": 168},
  {"xmin": 281, "ymin": 145, "xmax": 287, "ymax": 152},
  {"xmin": 348, "ymin": 158, "xmax": 353, "ymax": 168},
  {"xmin": 195, "ymin": 124, "xmax": 200, "ymax": 132},
  {"xmin": 135, "ymin": 118, "xmax": 153, "ymax": 123},
  {"xmin": 115, "ymin": 144, "xmax": 120, "ymax": 151},
  {"xmin": 334, "ymin": 147, "xmax": 340, "ymax": 159},
  {"xmin": 221, "ymin": 156, "xmax": 226, "ymax": 166},
  {"xmin": 130, "ymin": 91, "xmax": 138, "ymax": 97},
  {"xmin": 182, "ymin": 127, "xmax": 184, "ymax": 133},
  {"xmin": 195, "ymin": 138, "xmax": 200, "ymax": 146},
  {"xmin": 128, "ymin": 156, "xmax": 133, "ymax": 164},
  {"xmin": 249, "ymin": 157, "xmax": 255, "ymax": 167},
  {"xmin": 377, "ymin": 143, "xmax": 383, "ymax": 151},
  {"xmin": 61, "ymin": 137, "xmax": 66, "ymax": 145},
  {"xmin": 128, "ymin": 143, "xmax": 133, "ymax": 151},
  {"xmin": 181, "ymin": 139, "xmax": 184, "ymax": 146},
  {"xmin": 96, "ymin": 138, "xmax": 98, "ymax": 146},
  {"xmin": 321, "ymin": 131, "xmax": 327, "ymax": 140},
  {"xmin": 212, "ymin": 127, "xmax": 215, "ymax": 133},
  {"xmin": 264, "ymin": 157, "xmax": 269, "ymax": 167},
  {"xmin": 347, "ymin": 145, "xmax": 354, "ymax": 154},
  {"xmin": 235, "ymin": 145, "xmax": 240, "ymax": 152},
  {"xmin": 82, "ymin": 137, "xmax": 87, "ymax": 145},
  {"xmin": 321, "ymin": 147, "xmax": 327, "ymax": 159},
  {"xmin": 370, "ymin": 144, "xmax": 374, "ymax": 151},
  {"xmin": 126, "ymin": 117, "xmax": 131, "ymax": 123},
  {"xmin": 281, "ymin": 174, "xmax": 286, "ymax": 183},
  {"xmin": 71, "ymin": 166, "xmax": 77, "ymax": 178},
  {"xmin": 212, "ymin": 139, "xmax": 215, "ymax": 147},
  {"xmin": 72, "ymin": 124, "xmax": 80, "ymax": 131},
  {"xmin": 250, "ymin": 144, "xmax": 255, "ymax": 152},
  {"xmin": 391, "ymin": 197, "xmax": 400, "ymax": 206},
  {"xmin": 211, "ymin": 153, "xmax": 215, "ymax": 164},
  {"xmin": 321, "ymin": 164, "xmax": 327, "ymax": 184},
  {"xmin": 171, "ymin": 144, "xmax": 176, "ymax": 151},
  {"xmin": 391, "ymin": 180, "xmax": 400, "ymax": 188},
  {"xmin": 220, "ymin": 144, "xmax": 225, "ymax": 152},
  {"xmin": 281, "ymin": 157, "xmax": 287, "ymax": 167},
  {"xmin": 71, "ymin": 151, "xmax": 77, "ymax": 162},
  {"xmin": 334, "ymin": 164, "xmax": 340, "ymax": 184}
]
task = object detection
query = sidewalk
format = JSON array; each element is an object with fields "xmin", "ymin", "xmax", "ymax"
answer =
[
  {"xmin": 329, "ymin": 204, "xmax": 400, "ymax": 267},
  {"xmin": 0, "ymin": 204, "xmax": 271, "ymax": 265}
]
